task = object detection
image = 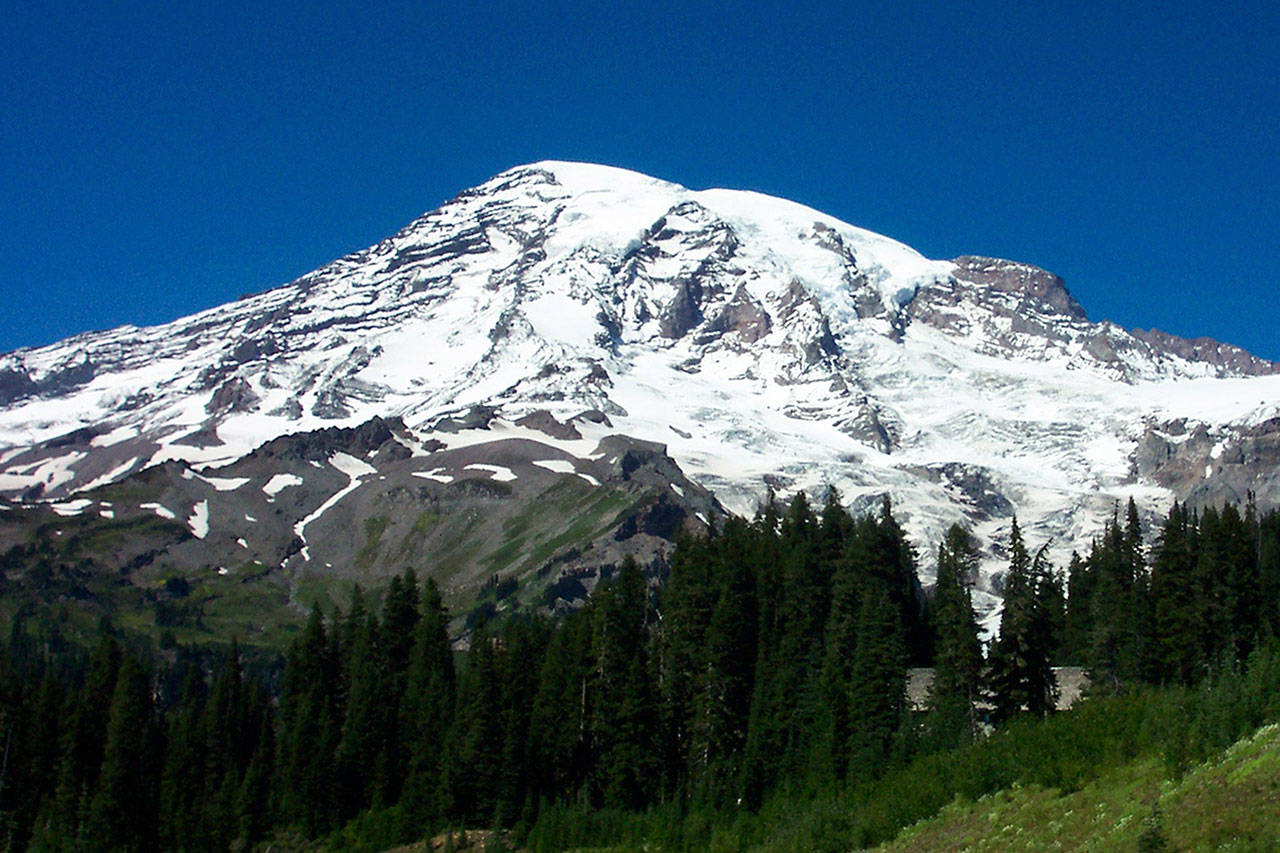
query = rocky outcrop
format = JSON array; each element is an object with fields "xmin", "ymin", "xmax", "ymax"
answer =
[
  {"xmin": 951, "ymin": 256, "xmax": 1087, "ymax": 320},
  {"xmin": 1130, "ymin": 328, "xmax": 1278, "ymax": 377}
]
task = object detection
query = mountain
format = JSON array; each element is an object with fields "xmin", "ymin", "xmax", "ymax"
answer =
[{"xmin": 3, "ymin": 161, "xmax": 1279, "ymax": 629}]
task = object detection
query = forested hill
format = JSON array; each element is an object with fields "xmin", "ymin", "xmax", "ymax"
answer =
[{"xmin": 2, "ymin": 492, "xmax": 1280, "ymax": 850}]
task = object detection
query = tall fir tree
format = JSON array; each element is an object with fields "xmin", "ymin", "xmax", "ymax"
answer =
[
  {"xmin": 845, "ymin": 580, "xmax": 907, "ymax": 781},
  {"xmin": 988, "ymin": 517, "xmax": 1058, "ymax": 721},
  {"xmin": 588, "ymin": 557, "xmax": 660, "ymax": 809},
  {"xmin": 925, "ymin": 523, "xmax": 984, "ymax": 748},
  {"xmin": 400, "ymin": 576, "xmax": 456, "ymax": 828},
  {"xmin": 88, "ymin": 653, "xmax": 159, "ymax": 850}
]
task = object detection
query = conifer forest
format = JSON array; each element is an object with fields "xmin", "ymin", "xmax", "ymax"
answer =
[{"xmin": 3, "ymin": 492, "xmax": 1280, "ymax": 850}]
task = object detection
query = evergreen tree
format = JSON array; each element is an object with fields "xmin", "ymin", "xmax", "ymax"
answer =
[
  {"xmin": 656, "ymin": 529, "xmax": 717, "ymax": 790},
  {"xmin": 336, "ymin": 602, "xmax": 390, "ymax": 818},
  {"xmin": 925, "ymin": 523, "xmax": 983, "ymax": 748},
  {"xmin": 742, "ymin": 492, "xmax": 825, "ymax": 801},
  {"xmin": 846, "ymin": 580, "xmax": 906, "ymax": 781},
  {"xmin": 988, "ymin": 517, "xmax": 1058, "ymax": 721},
  {"xmin": 400, "ymin": 577, "xmax": 456, "ymax": 828},
  {"xmin": 495, "ymin": 616, "xmax": 551, "ymax": 826},
  {"xmin": 1062, "ymin": 551, "xmax": 1093, "ymax": 666},
  {"xmin": 88, "ymin": 653, "xmax": 159, "ymax": 850},
  {"xmin": 158, "ymin": 666, "xmax": 206, "ymax": 848},
  {"xmin": 588, "ymin": 557, "xmax": 659, "ymax": 809},
  {"xmin": 526, "ymin": 610, "xmax": 593, "ymax": 804},
  {"xmin": 689, "ymin": 517, "xmax": 758, "ymax": 792},
  {"xmin": 443, "ymin": 623, "xmax": 504, "ymax": 822},
  {"xmin": 276, "ymin": 605, "xmax": 341, "ymax": 835},
  {"xmin": 1149, "ymin": 502, "xmax": 1200, "ymax": 684}
]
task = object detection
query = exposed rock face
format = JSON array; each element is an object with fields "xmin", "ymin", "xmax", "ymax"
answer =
[
  {"xmin": 207, "ymin": 377, "xmax": 261, "ymax": 415},
  {"xmin": 0, "ymin": 367, "xmax": 37, "ymax": 405},
  {"xmin": 951, "ymin": 256, "xmax": 1087, "ymax": 320},
  {"xmin": 1136, "ymin": 417, "xmax": 1280, "ymax": 509}
]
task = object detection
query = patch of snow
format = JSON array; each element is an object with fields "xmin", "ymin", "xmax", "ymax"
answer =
[
  {"xmin": 202, "ymin": 475, "xmax": 251, "ymax": 491},
  {"xmin": 245, "ymin": 514, "xmax": 257, "ymax": 522},
  {"xmin": 532, "ymin": 459, "xmax": 576, "ymax": 474},
  {"xmin": 522, "ymin": 294, "xmax": 602, "ymax": 348},
  {"xmin": 331, "ymin": 451, "xmax": 377, "ymax": 478},
  {"xmin": 412, "ymin": 468, "xmax": 454, "ymax": 483},
  {"xmin": 140, "ymin": 502, "xmax": 176, "ymax": 520},
  {"xmin": 51, "ymin": 499, "xmax": 93, "ymax": 517},
  {"xmin": 237, "ymin": 537, "xmax": 248, "ymax": 548},
  {"xmin": 464, "ymin": 463, "xmax": 518, "ymax": 482},
  {"xmin": 576, "ymin": 472, "xmax": 600, "ymax": 486},
  {"xmin": 89, "ymin": 424, "xmax": 138, "ymax": 448},
  {"xmin": 76, "ymin": 458, "xmax": 140, "ymax": 493},
  {"xmin": 217, "ymin": 566, "xmax": 229, "ymax": 575},
  {"xmin": 263, "ymin": 473, "xmax": 303, "ymax": 496},
  {"xmin": 187, "ymin": 500, "xmax": 209, "ymax": 539},
  {"xmin": 670, "ymin": 483, "xmax": 684, "ymax": 497},
  {"xmin": 99, "ymin": 508, "xmax": 114, "ymax": 519},
  {"xmin": 292, "ymin": 451, "xmax": 378, "ymax": 559}
]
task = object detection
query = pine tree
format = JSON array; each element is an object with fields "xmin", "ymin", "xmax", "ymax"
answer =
[
  {"xmin": 1085, "ymin": 509, "xmax": 1144, "ymax": 690},
  {"xmin": 158, "ymin": 666, "xmax": 206, "ymax": 848},
  {"xmin": 443, "ymin": 623, "xmax": 504, "ymax": 823},
  {"xmin": 589, "ymin": 557, "xmax": 659, "ymax": 809},
  {"xmin": 526, "ymin": 610, "xmax": 593, "ymax": 804},
  {"xmin": 988, "ymin": 517, "xmax": 1058, "ymax": 722},
  {"xmin": 742, "ymin": 492, "xmax": 826, "ymax": 800},
  {"xmin": 400, "ymin": 577, "xmax": 456, "ymax": 828},
  {"xmin": 815, "ymin": 507, "xmax": 872, "ymax": 783},
  {"xmin": 689, "ymin": 517, "xmax": 757, "ymax": 791},
  {"xmin": 276, "ymin": 604, "xmax": 341, "ymax": 835},
  {"xmin": 494, "ymin": 616, "xmax": 551, "ymax": 826},
  {"xmin": 925, "ymin": 523, "xmax": 983, "ymax": 748},
  {"xmin": 1062, "ymin": 551, "xmax": 1093, "ymax": 666},
  {"xmin": 656, "ymin": 529, "xmax": 717, "ymax": 789},
  {"xmin": 336, "ymin": 603, "xmax": 389, "ymax": 818},
  {"xmin": 88, "ymin": 653, "xmax": 159, "ymax": 849},
  {"xmin": 846, "ymin": 580, "xmax": 906, "ymax": 781}
]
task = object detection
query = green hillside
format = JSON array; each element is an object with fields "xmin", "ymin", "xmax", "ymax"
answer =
[{"xmin": 880, "ymin": 722, "xmax": 1280, "ymax": 852}]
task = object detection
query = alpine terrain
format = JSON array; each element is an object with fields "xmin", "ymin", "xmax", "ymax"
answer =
[{"xmin": 2, "ymin": 161, "xmax": 1279, "ymax": 630}]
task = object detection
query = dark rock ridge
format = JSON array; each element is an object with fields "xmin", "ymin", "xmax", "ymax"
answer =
[
  {"xmin": 1130, "ymin": 328, "xmax": 1278, "ymax": 377},
  {"xmin": 951, "ymin": 256, "xmax": 1088, "ymax": 321}
]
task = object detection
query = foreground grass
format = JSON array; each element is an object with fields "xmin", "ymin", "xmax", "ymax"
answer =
[{"xmin": 880, "ymin": 722, "xmax": 1280, "ymax": 851}]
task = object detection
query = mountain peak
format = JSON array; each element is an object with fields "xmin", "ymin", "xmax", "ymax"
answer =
[{"xmin": 3, "ymin": 162, "xmax": 1280, "ymax": 628}]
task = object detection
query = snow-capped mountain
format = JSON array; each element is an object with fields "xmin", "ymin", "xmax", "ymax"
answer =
[{"xmin": 3, "ymin": 161, "xmax": 1279, "ymax": 621}]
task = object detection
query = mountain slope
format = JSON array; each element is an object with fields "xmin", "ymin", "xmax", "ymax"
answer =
[
  {"xmin": 2, "ymin": 161, "xmax": 1279, "ymax": 622},
  {"xmin": 0, "ymin": 413, "xmax": 720, "ymax": 645}
]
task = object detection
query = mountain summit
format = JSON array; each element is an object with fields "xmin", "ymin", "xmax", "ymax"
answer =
[{"xmin": 3, "ymin": 161, "xmax": 1279, "ymax": 616}]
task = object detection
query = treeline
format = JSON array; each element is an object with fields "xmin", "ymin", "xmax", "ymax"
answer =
[
  {"xmin": 1061, "ymin": 498, "xmax": 1280, "ymax": 689},
  {"xmin": 2, "ymin": 492, "xmax": 1280, "ymax": 850}
]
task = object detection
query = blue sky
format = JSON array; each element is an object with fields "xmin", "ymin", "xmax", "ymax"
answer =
[{"xmin": 3, "ymin": 1, "xmax": 1278, "ymax": 358}]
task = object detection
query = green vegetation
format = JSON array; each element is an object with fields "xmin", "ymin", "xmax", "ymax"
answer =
[
  {"xmin": 355, "ymin": 514, "xmax": 390, "ymax": 570},
  {"xmin": 881, "ymin": 721, "xmax": 1280, "ymax": 851},
  {"xmin": 3, "ymin": 491, "xmax": 1280, "ymax": 850}
]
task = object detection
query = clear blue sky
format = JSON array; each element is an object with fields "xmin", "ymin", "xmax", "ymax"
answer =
[{"xmin": 4, "ymin": 1, "xmax": 1278, "ymax": 359}]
